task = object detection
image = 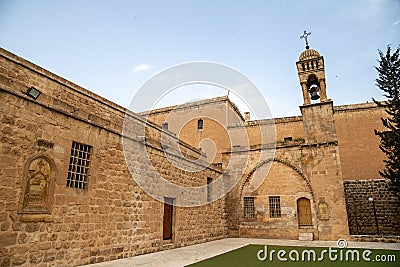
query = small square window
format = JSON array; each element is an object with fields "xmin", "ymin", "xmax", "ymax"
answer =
[
  {"xmin": 244, "ymin": 197, "xmax": 255, "ymax": 218},
  {"xmin": 284, "ymin": 137, "xmax": 293, "ymax": 142},
  {"xmin": 163, "ymin": 122, "xmax": 168, "ymax": 130},
  {"xmin": 269, "ymin": 196, "xmax": 281, "ymax": 218},
  {"xmin": 66, "ymin": 141, "xmax": 92, "ymax": 189}
]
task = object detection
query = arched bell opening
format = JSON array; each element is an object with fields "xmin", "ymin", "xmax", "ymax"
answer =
[{"xmin": 306, "ymin": 74, "xmax": 321, "ymax": 101}]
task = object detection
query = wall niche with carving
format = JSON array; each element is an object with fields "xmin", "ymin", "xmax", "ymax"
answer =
[{"xmin": 19, "ymin": 155, "xmax": 56, "ymax": 217}]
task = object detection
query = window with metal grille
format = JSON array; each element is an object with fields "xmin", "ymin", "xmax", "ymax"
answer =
[
  {"xmin": 197, "ymin": 119, "xmax": 203, "ymax": 130},
  {"xmin": 269, "ymin": 196, "xmax": 281, "ymax": 218},
  {"xmin": 66, "ymin": 141, "xmax": 92, "ymax": 189},
  {"xmin": 297, "ymin": 197, "xmax": 312, "ymax": 226},
  {"xmin": 243, "ymin": 197, "xmax": 255, "ymax": 218}
]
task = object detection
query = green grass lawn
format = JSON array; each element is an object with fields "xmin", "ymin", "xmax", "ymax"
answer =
[{"xmin": 187, "ymin": 244, "xmax": 399, "ymax": 267}]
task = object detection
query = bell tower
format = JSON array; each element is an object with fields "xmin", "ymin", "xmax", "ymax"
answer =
[
  {"xmin": 295, "ymin": 31, "xmax": 349, "ymax": 241},
  {"xmin": 297, "ymin": 31, "xmax": 328, "ymax": 105},
  {"xmin": 297, "ymin": 31, "xmax": 336, "ymax": 144}
]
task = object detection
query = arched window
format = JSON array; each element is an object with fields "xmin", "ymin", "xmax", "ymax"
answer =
[
  {"xmin": 197, "ymin": 119, "xmax": 203, "ymax": 130},
  {"xmin": 297, "ymin": 197, "xmax": 312, "ymax": 226}
]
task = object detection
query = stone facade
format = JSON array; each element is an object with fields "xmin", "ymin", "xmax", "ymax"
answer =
[
  {"xmin": 0, "ymin": 43, "xmax": 399, "ymax": 267},
  {"xmin": 224, "ymin": 112, "xmax": 349, "ymax": 241},
  {"xmin": 143, "ymin": 47, "xmax": 394, "ymax": 242},
  {"xmin": 0, "ymin": 48, "xmax": 227, "ymax": 266}
]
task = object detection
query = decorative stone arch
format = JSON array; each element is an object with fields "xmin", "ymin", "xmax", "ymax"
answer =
[
  {"xmin": 239, "ymin": 158, "xmax": 314, "ymax": 200},
  {"xmin": 19, "ymin": 154, "xmax": 57, "ymax": 214}
]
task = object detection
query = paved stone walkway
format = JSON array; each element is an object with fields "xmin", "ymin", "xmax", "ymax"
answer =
[{"xmin": 85, "ymin": 238, "xmax": 400, "ymax": 267}]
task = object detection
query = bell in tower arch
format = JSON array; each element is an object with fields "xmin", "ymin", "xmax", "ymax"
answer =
[
  {"xmin": 309, "ymin": 84, "xmax": 320, "ymax": 100},
  {"xmin": 306, "ymin": 74, "xmax": 321, "ymax": 101}
]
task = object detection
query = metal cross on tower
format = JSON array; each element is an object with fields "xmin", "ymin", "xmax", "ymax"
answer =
[{"xmin": 300, "ymin": 31, "xmax": 311, "ymax": 49}]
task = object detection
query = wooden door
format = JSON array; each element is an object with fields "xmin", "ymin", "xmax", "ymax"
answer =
[
  {"xmin": 163, "ymin": 198, "xmax": 174, "ymax": 239},
  {"xmin": 297, "ymin": 197, "xmax": 312, "ymax": 226}
]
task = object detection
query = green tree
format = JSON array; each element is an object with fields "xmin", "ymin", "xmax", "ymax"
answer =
[{"xmin": 373, "ymin": 45, "xmax": 400, "ymax": 202}]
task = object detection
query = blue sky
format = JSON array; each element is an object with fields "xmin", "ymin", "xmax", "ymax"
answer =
[{"xmin": 1, "ymin": 0, "xmax": 399, "ymax": 118}]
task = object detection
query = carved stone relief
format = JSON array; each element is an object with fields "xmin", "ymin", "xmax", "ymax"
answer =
[
  {"xmin": 21, "ymin": 157, "xmax": 52, "ymax": 213},
  {"xmin": 318, "ymin": 202, "xmax": 330, "ymax": 220}
]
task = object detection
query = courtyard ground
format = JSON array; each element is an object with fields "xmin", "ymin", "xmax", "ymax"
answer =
[{"xmin": 85, "ymin": 238, "xmax": 400, "ymax": 267}]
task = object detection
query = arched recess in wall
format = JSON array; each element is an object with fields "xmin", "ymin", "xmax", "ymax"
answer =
[
  {"xmin": 239, "ymin": 158, "xmax": 314, "ymax": 200},
  {"xmin": 19, "ymin": 154, "xmax": 57, "ymax": 214}
]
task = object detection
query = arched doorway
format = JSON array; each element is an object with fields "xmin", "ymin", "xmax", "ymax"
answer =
[{"xmin": 297, "ymin": 197, "xmax": 312, "ymax": 226}]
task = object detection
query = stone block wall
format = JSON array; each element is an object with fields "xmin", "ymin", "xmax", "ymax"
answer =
[
  {"xmin": 344, "ymin": 179, "xmax": 400, "ymax": 236},
  {"xmin": 0, "ymin": 48, "xmax": 227, "ymax": 266},
  {"xmin": 274, "ymin": 116, "xmax": 305, "ymax": 143},
  {"xmin": 142, "ymin": 97, "xmax": 244, "ymax": 165},
  {"xmin": 300, "ymin": 101, "xmax": 337, "ymax": 144},
  {"xmin": 334, "ymin": 103, "xmax": 387, "ymax": 181}
]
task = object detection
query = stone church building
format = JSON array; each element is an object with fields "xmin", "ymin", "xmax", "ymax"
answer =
[{"xmin": 0, "ymin": 45, "xmax": 398, "ymax": 266}]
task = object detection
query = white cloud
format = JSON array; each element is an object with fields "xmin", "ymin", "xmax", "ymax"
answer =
[
  {"xmin": 394, "ymin": 19, "xmax": 400, "ymax": 26},
  {"xmin": 133, "ymin": 63, "xmax": 150, "ymax": 73}
]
